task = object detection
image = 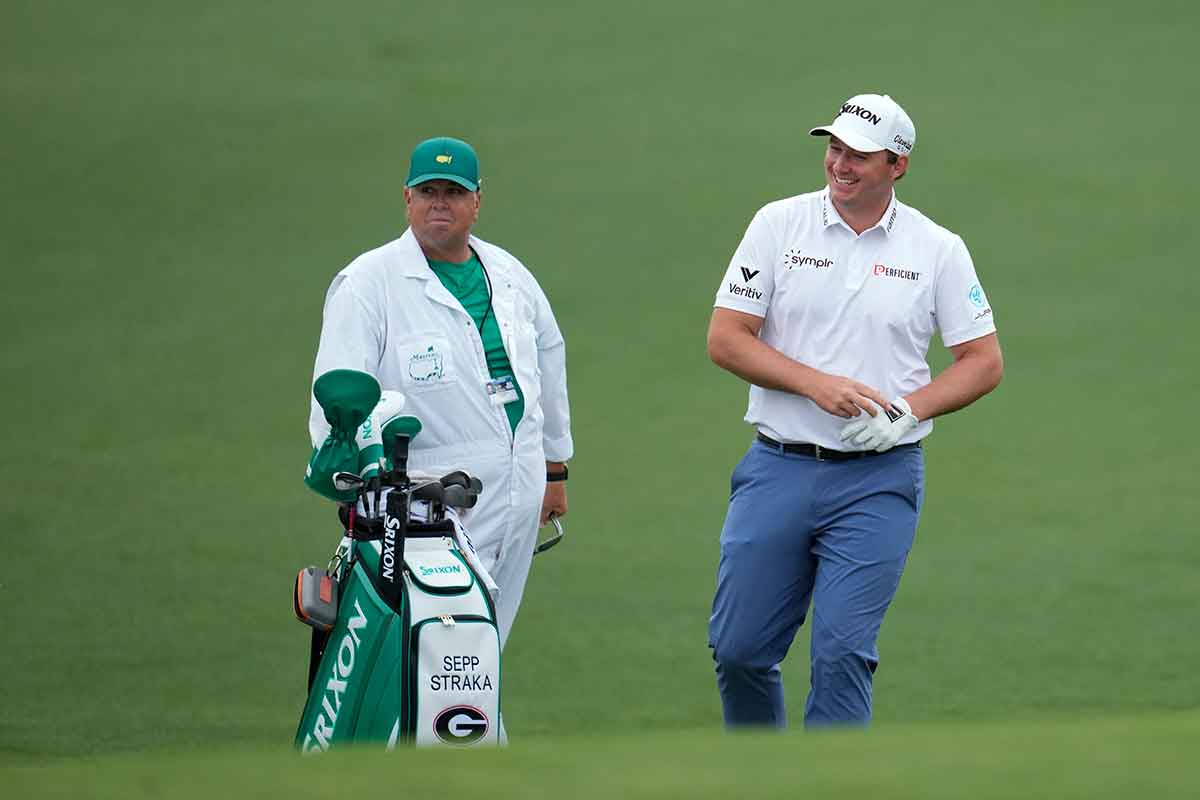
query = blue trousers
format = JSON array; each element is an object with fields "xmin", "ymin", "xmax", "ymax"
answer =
[{"xmin": 709, "ymin": 439, "xmax": 925, "ymax": 727}]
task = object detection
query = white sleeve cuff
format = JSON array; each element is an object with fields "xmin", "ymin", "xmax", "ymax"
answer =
[
  {"xmin": 713, "ymin": 297, "xmax": 767, "ymax": 317},
  {"xmin": 542, "ymin": 432, "xmax": 574, "ymax": 463}
]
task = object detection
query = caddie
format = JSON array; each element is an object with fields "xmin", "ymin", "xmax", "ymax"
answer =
[
  {"xmin": 706, "ymin": 94, "xmax": 1004, "ymax": 727},
  {"xmin": 308, "ymin": 136, "xmax": 573, "ymax": 648}
]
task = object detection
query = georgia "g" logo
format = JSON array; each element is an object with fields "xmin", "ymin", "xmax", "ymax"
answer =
[{"xmin": 433, "ymin": 706, "xmax": 489, "ymax": 745}]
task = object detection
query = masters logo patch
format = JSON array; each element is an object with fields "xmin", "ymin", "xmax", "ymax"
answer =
[{"xmin": 409, "ymin": 345, "xmax": 445, "ymax": 382}]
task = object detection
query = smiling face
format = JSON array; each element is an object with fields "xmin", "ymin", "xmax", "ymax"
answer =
[
  {"xmin": 404, "ymin": 179, "xmax": 481, "ymax": 261},
  {"xmin": 824, "ymin": 136, "xmax": 907, "ymax": 217}
]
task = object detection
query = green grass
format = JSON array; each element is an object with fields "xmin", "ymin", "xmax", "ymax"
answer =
[
  {"xmin": 2, "ymin": 0, "xmax": 1199, "ymax": 789},
  {"xmin": 7, "ymin": 713, "xmax": 1200, "ymax": 798}
]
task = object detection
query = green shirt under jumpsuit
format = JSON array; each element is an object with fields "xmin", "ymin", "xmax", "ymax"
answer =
[{"xmin": 426, "ymin": 251, "xmax": 525, "ymax": 433}]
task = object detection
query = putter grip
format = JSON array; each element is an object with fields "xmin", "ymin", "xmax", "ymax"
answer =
[
  {"xmin": 442, "ymin": 485, "xmax": 477, "ymax": 509},
  {"xmin": 411, "ymin": 481, "xmax": 446, "ymax": 503},
  {"xmin": 439, "ymin": 471, "xmax": 483, "ymax": 493}
]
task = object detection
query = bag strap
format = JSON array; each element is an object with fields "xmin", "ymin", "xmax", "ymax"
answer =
[{"xmin": 307, "ymin": 628, "xmax": 330, "ymax": 693}]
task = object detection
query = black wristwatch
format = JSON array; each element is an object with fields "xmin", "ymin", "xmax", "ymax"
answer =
[{"xmin": 546, "ymin": 465, "xmax": 569, "ymax": 482}]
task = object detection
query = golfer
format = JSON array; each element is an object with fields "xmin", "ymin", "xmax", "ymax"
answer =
[{"xmin": 706, "ymin": 93, "xmax": 1003, "ymax": 727}]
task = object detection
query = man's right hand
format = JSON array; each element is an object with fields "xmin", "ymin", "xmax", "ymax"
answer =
[
  {"xmin": 803, "ymin": 373, "xmax": 892, "ymax": 419},
  {"xmin": 707, "ymin": 310, "xmax": 890, "ymax": 419}
]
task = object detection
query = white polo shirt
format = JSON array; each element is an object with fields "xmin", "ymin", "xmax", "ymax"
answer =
[{"xmin": 714, "ymin": 187, "xmax": 996, "ymax": 449}]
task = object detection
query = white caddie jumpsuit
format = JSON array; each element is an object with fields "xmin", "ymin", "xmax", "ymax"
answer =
[{"xmin": 309, "ymin": 228, "xmax": 573, "ymax": 647}]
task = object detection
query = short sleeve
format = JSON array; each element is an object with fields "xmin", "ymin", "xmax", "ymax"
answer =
[
  {"xmin": 714, "ymin": 209, "xmax": 775, "ymax": 317},
  {"xmin": 934, "ymin": 235, "xmax": 997, "ymax": 347}
]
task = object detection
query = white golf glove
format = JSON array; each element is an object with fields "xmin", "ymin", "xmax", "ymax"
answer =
[
  {"xmin": 839, "ymin": 397, "xmax": 919, "ymax": 453},
  {"xmin": 356, "ymin": 390, "xmax": 407, "ymax": 477}
]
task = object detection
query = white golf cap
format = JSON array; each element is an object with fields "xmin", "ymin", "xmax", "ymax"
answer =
[{"xmin": 809, "ymin": 93, "xmax": 916, "ymax": 156}]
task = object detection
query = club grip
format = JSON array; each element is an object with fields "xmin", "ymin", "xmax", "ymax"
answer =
[{"xmin": 442, "ymin": 484, "xmax": 478, "ymax": 509}]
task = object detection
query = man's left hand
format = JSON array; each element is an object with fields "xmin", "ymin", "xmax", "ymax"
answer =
[
  {"xmin": 839, "ymin": 397, "xmax": 919, "ymax": 453},
  {"xmin": 541, "ymin": 481, "xmax": 567, "ymax": 526}
]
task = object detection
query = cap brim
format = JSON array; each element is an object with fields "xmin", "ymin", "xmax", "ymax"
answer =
[
  {"xmin": 808, "ymin": 124, "xmax": 886, "ymax": 153},
  {"xmin": 404, "ymin": 173, "xmax": 479, "ymax": 191}
]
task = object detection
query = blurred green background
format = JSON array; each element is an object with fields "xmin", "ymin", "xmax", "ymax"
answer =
[{"xmin": 2, "ymin": 0, "xmax": 1197, "ymax": 792}]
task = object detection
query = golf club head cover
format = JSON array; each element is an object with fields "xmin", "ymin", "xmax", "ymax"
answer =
[
  {"xmin": 306, "ymin": 370, "xmax": 385, "ymax": 502},
  {"xmin": 382, "ymin": 415, "xmax": 423, "ymax": 471},
  {"xmin": 305, "ymin": 439, "xmax": 360, "ymax": 503},
  {"xmin": 355, "ymin": 391, "xmax": 406, "ymax": 480},
  {"xmin": 313, "ymin": 369, "xmax": 381, "ymax": 437}
]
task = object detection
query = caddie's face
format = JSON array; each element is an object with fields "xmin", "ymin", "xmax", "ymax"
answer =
[
  {"xmin": 404, "ymin": 179, "xmax": 480, "ymax": 250},
  {"xmin": 824, "ymin": 136, "xmax": 907, "ymax": 210}
]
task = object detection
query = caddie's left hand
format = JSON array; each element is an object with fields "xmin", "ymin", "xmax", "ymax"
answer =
[
  {"xmin": 541, "ymin": 482, "xmax": 568, "ymax": 526},
  {"xmin": 839, "ymin": 397, "xmax": 919, "ymax": 453}
]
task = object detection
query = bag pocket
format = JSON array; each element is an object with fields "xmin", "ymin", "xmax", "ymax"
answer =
[
  {"xmin": 405, "ymin": 547, "xmax": 475, "ymax": 595},
  {"xmin": 410, "ymin": 616, "xmax": 501, "ymax": 747}
]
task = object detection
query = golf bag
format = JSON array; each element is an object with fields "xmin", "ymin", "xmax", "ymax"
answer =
[{"xmin": 294, "ymin": 478, "xmax": 502, "ymax": 751}]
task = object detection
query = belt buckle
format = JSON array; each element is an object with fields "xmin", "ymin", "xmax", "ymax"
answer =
[{"xmin": 813, "ymin": 444, "xmax": 825, "ymax": 462}]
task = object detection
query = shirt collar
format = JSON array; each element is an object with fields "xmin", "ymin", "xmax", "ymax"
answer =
[
  {"xmin": 820, "ymin": 187, "xmax": 901, "ymax": 237},
  {"xmin": 396, "ymin": 229, "xmax": 488, "ymax": 271}
]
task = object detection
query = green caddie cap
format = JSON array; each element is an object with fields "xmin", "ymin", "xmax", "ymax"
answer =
[{"xmin": 405, "ymin": 137, "xmax": 480, "ymax": 191}]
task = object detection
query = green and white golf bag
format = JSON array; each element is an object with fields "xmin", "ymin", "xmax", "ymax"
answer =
[
  {"xmin": 295, "ymin": 488, "xmax": 501, "ymax": 751},
  {"xmin": 296, "ymin": 368, "xmax": 501, "ymax": 751}
]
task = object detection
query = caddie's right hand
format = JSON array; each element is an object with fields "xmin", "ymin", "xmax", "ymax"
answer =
[{"xmin": 805, "ymin": 373, "xmax": 893, "ymax": 419}]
